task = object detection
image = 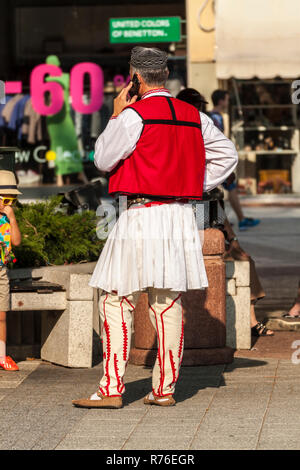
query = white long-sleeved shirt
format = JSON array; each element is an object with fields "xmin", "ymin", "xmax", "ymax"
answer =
[{"xmin": 94, "ymin": 89, "xmax": 238, "ymax": 192}]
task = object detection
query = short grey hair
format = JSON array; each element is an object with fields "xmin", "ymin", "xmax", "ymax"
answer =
[{"xmin": 131, "ymin": 65, "xmax": 169, "ymax": 86}]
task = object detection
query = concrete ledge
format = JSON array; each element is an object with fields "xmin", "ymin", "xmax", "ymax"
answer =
[
  {"xmin": 226, "ymin": 287, "xmax": 251, "ymax": 350},
  {"xmin": 226, "ymin": 278, "xmax": 236, "ymax": 296},
  {"xmin": 68, "ymin": 274, "xmax": 93, "ymax": 301},
  {"xmin": 226, "ymin": 260, "xmax": 251, "ymax": 350},
  {"xmin": 8, "ymin": 262, "xmax": 97, "ymax": 281},
  {"xmin": 41, "ymin": 300, "xmax": 93, "ymax": 368},
  {"xmin": 11, "ymin": 291, "xmax": 67, "ymax": 311},
  {"xmin": 30, "ymin": 270, "xmax": 93, "ymax": 301},
  {"xmin": 226, "ymin": 260, "xmax": 250, "ymax": 286}
]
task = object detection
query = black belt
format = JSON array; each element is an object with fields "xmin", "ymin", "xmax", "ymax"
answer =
[{"xmin": 126, "ymin": 196, "xmax": 189, "ymax": 209}]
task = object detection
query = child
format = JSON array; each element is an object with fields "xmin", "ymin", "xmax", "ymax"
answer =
[{"xmin": 0, "ymin": 170, "xmax": 22, "ymax": 371}]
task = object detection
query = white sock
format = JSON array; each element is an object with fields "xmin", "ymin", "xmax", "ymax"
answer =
[
  {"xmin": 150, "ymin": 391, "xmax": 170, "ymax": 402},
  {"xmin": 89, "ymin": 392, "xmax": 102, "ymax": 401}
]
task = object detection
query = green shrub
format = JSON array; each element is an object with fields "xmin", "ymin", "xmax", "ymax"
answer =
[{"xmin": 13, "ymin": 196, "xmax": 104, "ymax": 268}]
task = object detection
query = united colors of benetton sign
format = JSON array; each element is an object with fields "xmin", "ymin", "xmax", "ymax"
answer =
[{"xmin": 109, "ymin": 17, "xmax": 181, "ymax": 43}]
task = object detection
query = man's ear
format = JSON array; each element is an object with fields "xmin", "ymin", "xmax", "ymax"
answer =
[{"xmin": 136, "ymin": 72, "xmax": 143, "ymax": 85}]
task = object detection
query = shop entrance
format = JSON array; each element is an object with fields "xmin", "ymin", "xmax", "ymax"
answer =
[{"xmin": 229, "ymin": 78, "xmax": 299, "ymax": 195}]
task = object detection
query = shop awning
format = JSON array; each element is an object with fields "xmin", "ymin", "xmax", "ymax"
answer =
[{"xmin": 216, "ymin": 0, "xmax": 300, "ymax": 79}]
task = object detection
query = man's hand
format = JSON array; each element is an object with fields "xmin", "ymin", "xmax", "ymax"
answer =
[
  {"xmin": 227, "ymin": 239, "xmax": 250, "ymax": 261},
  {"xmin": 112, "ymin": 82, "xmax": 138, "ymax": 118}
]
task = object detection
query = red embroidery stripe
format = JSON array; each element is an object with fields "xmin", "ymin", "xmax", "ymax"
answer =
[
  {"xmin": 123, "ymin": 296, "xmax": 135, "ymax": 310},
  {"xmin": 159, "ymin": 294, "xmax": 182, "ymax": 395},
  {"xmin": 120, "ymin": 298, "xmax": 129, "ymax": 361},
  {"xmin": 178, "ymin": 314, "xmax": 184, "ymax": 359},
  {"xmin": 176, "ymin": 306, "xmax": 184, "ymax": 382},
  {"xmin": 149, "ymin": 303, "xmax": 164, "ymax": 396},
  {"xmin": 98, "ymin": 387, "xmax": 122, "ymax": 398},
  {"xmin": 114, "ymin": 353, "xmax": 123, "ymax": 394},
  {"xmin": 169, "ymin": 350, "xmax": 176, "ymax": 386},
  {"xmin": 103, "ymin": 294, "xmax": 111, "ymax": 396},
  {"xmin": 122, "ymin": 322, "xmax": 128, "ymax": 361},
  {"xmin": 141, "ymin": 88, "xmax": 170, "ymax": 99}
]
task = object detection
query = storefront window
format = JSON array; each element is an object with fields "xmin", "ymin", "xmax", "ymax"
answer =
[
  {"xmin": 0, "ymin": 1, "xmax": 186, "ymax": 188},
  {"xmin": 229, "ymin": 78, "xmax": 299, "ymax": 194}
]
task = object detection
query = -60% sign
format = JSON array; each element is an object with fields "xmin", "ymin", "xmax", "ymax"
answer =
[{"xmin": 30, "ymin": 63, "xmax": 104, "ymax": 116}]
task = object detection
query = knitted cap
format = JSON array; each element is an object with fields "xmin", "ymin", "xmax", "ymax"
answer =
[{"xmin": 130, "ymin": 46, "xmax": 168, "ymax": 70}]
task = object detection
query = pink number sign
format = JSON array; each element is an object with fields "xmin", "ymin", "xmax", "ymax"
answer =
[
  {"xmin": 70, "ymin": 62, "xmax": 104, "ymax": 114},
  {"xmin": 113, "ymin": 74, "xmax": 125, "ymax": 89},
  {"xmin": 30, "ymin": 64, "xmax": 64, "ymax": 115}
]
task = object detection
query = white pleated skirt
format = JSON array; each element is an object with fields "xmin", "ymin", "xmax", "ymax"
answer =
[{"xmin": 89, "ymin": 202, "xmax": 208, "ymax": 296}]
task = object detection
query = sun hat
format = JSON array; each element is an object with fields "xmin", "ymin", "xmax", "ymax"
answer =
[{"xmin": 0, "ymin": 170, "xmax": 22, "ymax": 195}]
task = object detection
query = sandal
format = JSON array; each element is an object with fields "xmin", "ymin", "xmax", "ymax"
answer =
[
  {"xmin": 251, "ymin": 322, "xmax": 274, "ymax": 337},
  {"xmin": 282, "ymin": 312, "xmax": 300, "ymax": 318},
  {"xmin": 0, "ymin": 356, "xmax": 19, "ymax": 371}
]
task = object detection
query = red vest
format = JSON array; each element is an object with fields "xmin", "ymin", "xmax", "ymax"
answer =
[{"xmin": 109, "ymin": 95, "xmax": 206, "ymax": 200}]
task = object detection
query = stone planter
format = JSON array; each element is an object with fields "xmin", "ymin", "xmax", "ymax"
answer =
[{"xmin": 129, "ymin": 229, "xmax": 234, "ymax": 366}]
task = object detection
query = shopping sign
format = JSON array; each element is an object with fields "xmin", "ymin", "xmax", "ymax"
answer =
[
  {"xmin": 30, "ymin": 63, "xmax": 104, "ymax": 115},
  {"xmin": 2, "ymin": 67, "xmax": 131, "ymax": 116},
  {"xmin": 109, "ymin": 17, "xmax": 181, "ymax": 43}
]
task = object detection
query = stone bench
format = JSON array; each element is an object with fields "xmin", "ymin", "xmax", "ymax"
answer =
[{"xmin": 9, "ymin": 264, "xmax": 97, "ymax": 368}]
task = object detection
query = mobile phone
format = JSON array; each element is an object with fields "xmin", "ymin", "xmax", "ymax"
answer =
[{"xmin": 128, "ymin": 73, "xmax": 140, "ymax": 98}]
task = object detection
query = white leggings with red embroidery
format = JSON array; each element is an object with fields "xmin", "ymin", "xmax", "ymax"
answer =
[{"xmin": 98, "ymin": 288, "xmax": 184, "ymax": 398}]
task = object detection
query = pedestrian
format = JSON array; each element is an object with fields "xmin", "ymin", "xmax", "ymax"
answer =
[
  {"xmin": 209, "ymin": 89, "xmax": 260, "ymax": 231},
  {"xmin": 0, "ymin": 171, "xmax": 22, "ymax": 371},
  {"xmin": 176, "ymin": 88, "xmax": 208, "ymax": 114},
  {"xmin": 282, "ymin": 281, "xmax": 300, "ymax": 320},
  {"xmin": 72, "ymin": 47, "xmax": 238, "ymax": 409}
]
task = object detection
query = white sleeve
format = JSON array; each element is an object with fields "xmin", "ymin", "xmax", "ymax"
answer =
[
  {"xmin": 94, "ymin": 108, "xmax": 143, "ymax": 172},
  {"xmin": 200, "ymin": 112, "xmax": 238, "ymax": 192}
]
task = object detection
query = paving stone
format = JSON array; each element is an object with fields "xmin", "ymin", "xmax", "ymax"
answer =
[
  {"xmin": 70, "ymin": 421, "xmax": 137, "ymax": 437},
  {"xmin": 263, "ymin": 410, "xmax": 300, "ymax": 425},
  {"xmin": 147, "ymin": 408, "xmax": 208, "ymax": 418},
  {"xmin": 123, "ymin": 437, "xmax": 192, "ymax": 450},
  {"xmin": 200, "ymin": 416, "xmax": 262, "ymax": 429},
  {"xmin": 257, "ymin": 438, "xmax": 300, "ymax": 450},
  {"xmin": 190, "ymin": 433, "xmax": 258, "ymax": 450},
  {"xmin": 83, "ymin": 409, "xmax": 146, "ymax": 421},
  {"xmin": 56, "ymin": 436, "xmax": 126, "ymax": 450},
  {"xmin": 260, "ymin": 423, "xmax": 300, "ymax": 439}
]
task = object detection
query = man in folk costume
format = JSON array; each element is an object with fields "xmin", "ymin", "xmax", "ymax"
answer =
[{"xmin": 72, "ymin": 47, "xmax": 238, "ymax": 409}]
